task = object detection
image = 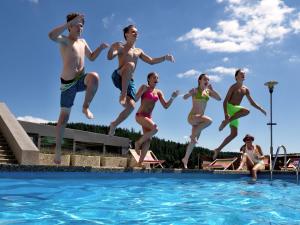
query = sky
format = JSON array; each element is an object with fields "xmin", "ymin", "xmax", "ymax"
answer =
[{"xmin": 1, "ymin": 0, "xmax": 300, "ymax": 155}]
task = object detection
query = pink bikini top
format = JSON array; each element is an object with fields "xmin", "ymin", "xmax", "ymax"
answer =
[{"xmin": 142, "ymin": 88, "xmax": 159, "ymax": 102}]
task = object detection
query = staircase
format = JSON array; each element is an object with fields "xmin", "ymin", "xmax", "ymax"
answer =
[{"xmin": 0, "ymin": 132, "xmax": 18, "ymax": 164}]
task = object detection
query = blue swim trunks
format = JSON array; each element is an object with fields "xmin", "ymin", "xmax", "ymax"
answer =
[
  {"xmin": 111, "ymin": 69, "xmax": 136, "ymax": 101},
  {"xmin": 60, "ymin": 70, "xmax": 87, "ymax": 108}
]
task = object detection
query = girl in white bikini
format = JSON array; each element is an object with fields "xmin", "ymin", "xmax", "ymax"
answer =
[{"xmin": 237, "ymin": 134, "xmax": 265, "ymax": 181}]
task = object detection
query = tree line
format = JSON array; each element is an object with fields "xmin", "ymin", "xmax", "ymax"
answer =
[{"xmin": 48, "ymin": 122, "xmax": 238, "ymax": 168}]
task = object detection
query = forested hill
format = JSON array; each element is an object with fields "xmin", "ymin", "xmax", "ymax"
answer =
[{"xmin": 49, "ymin": 122, "xmax": 238, "ymax": 169}]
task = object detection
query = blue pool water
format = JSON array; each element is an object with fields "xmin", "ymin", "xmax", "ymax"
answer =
[{"xmin": 0, "ymin": 172, "xmax": 300, "ymax": 225}]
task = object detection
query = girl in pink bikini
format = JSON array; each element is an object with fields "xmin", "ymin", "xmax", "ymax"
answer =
[{"xmin": 135, "ymin": 72, "xmax": 179, "ymax": 166}]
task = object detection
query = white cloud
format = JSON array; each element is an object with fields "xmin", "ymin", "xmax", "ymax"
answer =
[
  {"xmin": 102, "ymin": 14, "xmax": 115, "ymax": 29},
  {"xmin": 288, "ymin": 55, "xmax": 300, "ymax": 63},
  {"xmin": 291, "ymin": 13, "xmax": 300, "ymax": 33},
  {"xmin": 17, "ymin": 116, "xmax": 53, "ymax": 124},
  {"xmin": 177, "ymin": 69, "xmax": 199, "ymax": 78},
  {"xmin": 208, "ymin": 75, "xmax": 222, "ymax": 82},
  {"xmin": 207, "ymin": 66, "xmax": 237, "ymax": 75},
  {"xmin": 222, "ymin": 57, "xmax": 229, "ymax": 62},
  {"xmin": 177, "ymin": 0, "xmax": 297, "ymax": 53},
  {"xmin": 177, "ymin": 66, "xmax": 249, "ymax": 82}
]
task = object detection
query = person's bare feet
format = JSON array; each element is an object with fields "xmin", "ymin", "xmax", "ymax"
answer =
[
  {"xmin": 82, "ymin": 107, "xmax": 94, "ymax": 119},
  {"xmin": 53, "ymin": 155, "xmax": 61, "ymax": 165},
  {"xmin": 137, "ymin": 162, "xmax": 147, "ymax": 169},
  {"xmin": 108, "ymin": 122, "xmax": 117, "ymax": 136},
  {"xmin": 218, "ymin": 119, "xmax": 228, "ymax": 131},
  {"xmin": 182, "ymin": 158, "xmax": 188, "ymax": 169},
  {"xmin": 236, "ymin": 166, "xmax": 243, "ymax": 171},
  {"xmin": 119, "ymin": 94, "xmax": 126, "ymax": 106},
  {"xmin": 213, "ymin": 149, "xmax": 220, "ymax": 160}
]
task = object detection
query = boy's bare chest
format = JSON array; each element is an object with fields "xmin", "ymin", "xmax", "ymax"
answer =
[
  {"xmin": 120, "ymin": 47, "xmax": 140, "ymax": 59},
  {"xmin": 70, "ymin": 41, "xmax": 84, "ymax": 54},
  {"xmin": 233, "ymin": 87, "xmax": 246, "ymax": 96}
]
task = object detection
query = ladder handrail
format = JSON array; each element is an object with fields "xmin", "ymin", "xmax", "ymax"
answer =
[
  {"xmin": 272, "ymin": 145, "xmax": 287, "ymax": 171},
  {"xmin": 296, "ymin": 159, "xmax": 300, "ymax": 184},
  {"xmin": 297, "ymin": 160, "xmax": 300, "ymax": 171},
  {"xmin": 271, "ymin": 145, "xmax": 287, "ymax": 181}
]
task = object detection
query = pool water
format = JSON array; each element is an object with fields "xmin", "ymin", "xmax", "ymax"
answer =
[{"xmin": 0, "ymin": 172, "xmax": 299, "ymax": 224}]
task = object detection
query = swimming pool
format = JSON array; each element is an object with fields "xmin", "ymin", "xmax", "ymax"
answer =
[{"xmin": 0, "ymin": 172, "xmax": 299, "ymax": 224}]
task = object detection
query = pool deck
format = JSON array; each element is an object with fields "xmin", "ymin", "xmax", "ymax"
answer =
[{"xmin": 0, "ymin": 163, "xmax": 296, "ymax": 176}]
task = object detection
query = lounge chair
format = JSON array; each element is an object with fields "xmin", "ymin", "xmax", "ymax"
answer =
[
  {"xmin": 202, "ymin": 161, "xmax": 212, "ymax": 170},
  {"xmin": 129, "ymin": 149, "xmax": 165, "ymax": 168},
  {"xmin": 207, "ymin": 157, "xmax": 238, "ymax": 170},
  {"xmin": 281, "ymin": 158, "xmax": 299, "ymax": 171}
]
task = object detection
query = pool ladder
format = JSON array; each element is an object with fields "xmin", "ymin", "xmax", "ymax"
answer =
[
  {"xmin": 270, "ymin": 145, "xmax": 287, "ymax": 181},
  {"xmin": 271, "ymin": 145, "xmax": 300, "ymax": 184},
  {"xmin": 296, "ymin": 160, "xmax": 300, "ymax": 184}
]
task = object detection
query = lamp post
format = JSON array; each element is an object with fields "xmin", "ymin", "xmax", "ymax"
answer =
[{"xmin": 264, "ymin": 81, "xmax": 278, "ymax": 158}]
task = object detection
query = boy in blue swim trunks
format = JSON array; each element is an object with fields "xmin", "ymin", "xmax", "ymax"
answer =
[
  {"xmin": 213, "ymin": 69, "xmax": 266, "ymax": 160},
  {"xmin": 107, "ymin": 25, "xmax": 175, "ymax": 135},
  {"xmin": 49, "ymin": 12, "xmax": 109, "ymax": 164}
]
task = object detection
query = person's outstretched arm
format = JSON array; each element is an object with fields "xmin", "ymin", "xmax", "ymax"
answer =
[
  {"xmin": 183, "ymin": 88, "xmax": 195, "ymax": 100},
  {"xmin": 139, "ymin": 50, "xmax": 175, "ymax": 65},
  {"xmin": 107, "ymin": 42, "xmax": 122, "ymax": 60},
  {"xmin": 158, "ymin": 90, "xmax": 179, "ymax": 109},
  {"xmin": 245, "ymin": 88, "xmax": 267, "ymax": 115},
  {"xmin": 84, "ymin": 41, "xmax": 109, "ymax": 61}
]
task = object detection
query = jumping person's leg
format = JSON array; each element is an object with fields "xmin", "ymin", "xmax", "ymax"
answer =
[
  {"xmin": 189, "ymin": 115, "xmax": 212, "ymax": 143},
  {"xmin": 109, "ymin": 97, "xmax": 135, "ymax": 135},
  {"xmin": 219, "ymin": 104, "xmax": 249, "ymax": 131},
  {"xmin": 182, "ymin": 115, "xmax": 212, "ymax": 169},
  {"xmin": 138, "ymin": 129, "xmax": 152, "ymax": 165},
  {"xmin": 213, "ymin": 126, "xmax": 238, "ymax": 160},
  {"xmin": 119, "ymin": 62, "xmax": 135, "ymax": 105},
  {"xmin": 55, "ymin": 108, "xmax": 71, "ymax": 164},
  {"xmin": 135, "ymin": 116, "xmax": 158, "ymax": 154},
  {"xmin": 83, "ymin": 72, "xmax": 99, "ymax": 119}
]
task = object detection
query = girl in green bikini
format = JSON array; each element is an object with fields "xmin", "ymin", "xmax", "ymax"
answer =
[{"xmin": 182, "ymin": 74, "xmax": 221, "ymax": 169}]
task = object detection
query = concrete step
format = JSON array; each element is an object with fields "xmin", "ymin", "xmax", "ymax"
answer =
[
  {"xmin": 0, "ymin": 158, "xmax": 18, "ymax": 164},
  {"xmin": 0, "ymin": 142, "xmax": 7, "ymax": 146},
  {"xmin": 0, "ymin": 149, "xmax": 10, "ymax": 154},
  {"xmin": 0, "ymin": 155, "xmax": 12, "ymax": 159}
]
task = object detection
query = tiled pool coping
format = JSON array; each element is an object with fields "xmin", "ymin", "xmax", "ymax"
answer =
[{"xmin": 0, "ymin": 164, "xmax": 296, "ymax": 176}]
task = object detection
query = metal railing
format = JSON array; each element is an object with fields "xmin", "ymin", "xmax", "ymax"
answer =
[
  {"xmin": 296, "ymin": 160, "xmax": 300, "ymax": 184},
  {"xmin": 270, "ymin": 145, "xmax": 287, "ymax": 181}
]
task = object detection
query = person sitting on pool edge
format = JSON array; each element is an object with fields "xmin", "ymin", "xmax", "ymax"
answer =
[{"xmin": 237, "ymin": 134, "xmax": 265, "ymax": 181}]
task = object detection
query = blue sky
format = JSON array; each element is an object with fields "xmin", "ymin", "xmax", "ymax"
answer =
[{"xmin": 1, "ymin": 0, "xmax": 300, "ymax": 154}]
